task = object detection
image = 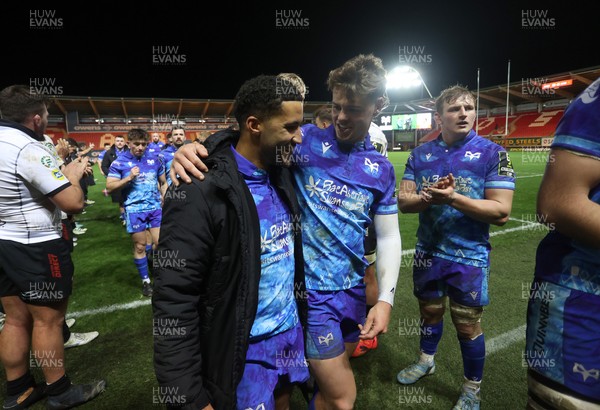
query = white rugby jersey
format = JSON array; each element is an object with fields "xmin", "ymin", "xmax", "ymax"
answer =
[
  {"xmin": 0, "ymin": 121, "xmax": 71, "ymax": 243},
  {"xmin": 369, "ymin": 122, "xmax": 388, "ymax": 157}
]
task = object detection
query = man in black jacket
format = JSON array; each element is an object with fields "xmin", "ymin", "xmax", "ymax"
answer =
[
  {"xmin": 101, "ymin": 135, "xmax": 129, "ymax": 220},
  {"xmin": 153, "ymin": 75, "xmax": 307, "ymax": 410}
]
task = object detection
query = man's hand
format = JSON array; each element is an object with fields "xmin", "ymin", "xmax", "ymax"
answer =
[
  {"xmin": 358, "ymin": 301, "xmax": 392, "ymax": 340},
  {"xmin": 55, "ymin": 138, "xmax": 69, "ymax": 161},
  {"xmin": 84, "ymin": 163, "xmax": 94, "ymax": 176},
  {"xmin": 129, "ymin": 166, "xmax": 140, "ymax": 181},
  {"xmin": 62, "ymin": 157, "xmax": 89, "ymax": 183},
  {"xmin": 170, "ymin": 143, "xmax": 209, "ymax": 186},
  {"xmin": 422, "ymin": 173, "xmax": 457, "ymax": 205}
]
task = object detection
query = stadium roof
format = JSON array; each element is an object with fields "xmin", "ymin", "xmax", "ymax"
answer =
[
  {"xmin": 382, "ymin": 65, "xmax": 600, "ymax": 115},
  {"xmin": 47, "ymin": 65, "xmax": 600, "ymax": 124},
  {"xmin": 47, "ymin": 96, "xmax": 331, "ymax": 125}
]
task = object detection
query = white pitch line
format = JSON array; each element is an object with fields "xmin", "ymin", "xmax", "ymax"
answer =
[
  {"xmin": 401, "ymin": 219, "xmax": 537, "ymax": 257},
  {"xmin": 486, "ymin": 324, "xmax": 526, "ymax": 355},
  {"xmin": 66, "ymin": 299, "xmax": 151, "ymax": 319},
  {"xmin": 516, "ymin": 173, "xmax": 544, "ymax": 179},
  {"xmin": 65, "ymin": 222, "xmax": 535, "ymax": 353}
]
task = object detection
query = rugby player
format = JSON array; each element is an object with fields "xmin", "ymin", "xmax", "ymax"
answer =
[
  {"xmin": 395, "ymin": 85, "xmax": 515, "ymax": 410},
  {"xmin": 106, "ymin": 128, "xmax": 167, "ymax": 297}
]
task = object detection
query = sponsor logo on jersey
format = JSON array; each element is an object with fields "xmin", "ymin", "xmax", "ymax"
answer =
[
  {"xmin": 322, "ymin": 141, "xmax": 332, "ymax": 154},
  {"xmin": 40, "ymin": 156, "xmax": 53, "ymax": 168},
  {"xmin": 318, "ymin": 332, "xmax": 334, "ymax": 346},
  {"xmin": 52, "ymin": 169, "xmax": 65, "ymax": 180},
  {"xmin": 498, "ymin": 151, "xmax": 515, "ymax": 177}
]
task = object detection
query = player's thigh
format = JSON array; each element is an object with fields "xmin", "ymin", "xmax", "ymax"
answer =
[
  {"xmin": 446, "ymin": 263, "xmax": 490, "ymax": 307},
  {"xmin": 308, "ymin": 352, "xmax": 356, "ymax": 402}
]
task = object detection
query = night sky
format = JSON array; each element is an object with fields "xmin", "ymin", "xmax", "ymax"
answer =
[{"xmin": 2, "ymin": 1, "xmax": 597, "ymax": 103}]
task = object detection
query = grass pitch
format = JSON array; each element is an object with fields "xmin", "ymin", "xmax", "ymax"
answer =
[{"xmin": 0, "ymin": 150, "xmax": 551, "ymax": 409}]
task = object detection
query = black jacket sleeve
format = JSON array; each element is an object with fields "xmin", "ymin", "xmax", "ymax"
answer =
[
  {"xmin": 152, "ymin": 180, "xmax": 215, "ymax": 409},
  {"xmin": 101, "ymin": 151, "xmax": 112, "ymax": 176}
]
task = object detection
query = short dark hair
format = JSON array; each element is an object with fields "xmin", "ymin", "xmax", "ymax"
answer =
[
  {"xmin": 127, "ymin": 128, "xmax": 148, "ymax": 142},
  {"xmin": 0, "ymin": 84, "xmax": 49, "ymax": 123},
  {"xmin": 233, "ymin": 74, "xmax": 304, "ymax": 126}
]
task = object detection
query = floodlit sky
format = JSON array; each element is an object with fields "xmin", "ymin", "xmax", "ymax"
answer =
[{"xmin": 2, "ymin": 2, "xmax": 597, "ymax": 102}]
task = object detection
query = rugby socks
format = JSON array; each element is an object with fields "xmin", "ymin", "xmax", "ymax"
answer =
[
  {"xmin": 420, "ymin": 320, "xmax": 443, "ymax": 356},
  {"xmin": 459, "ymin": 333, "xmax": 485, "ymax": 382},
  {"xmin": 62, "ymin": 320, "xmax": 71, "ymax": 344},
  {"xmin": 46, "ymin": 374, "xmax": 71, "ymax": 396},
  {"xmin": 6, "ymin": 371, "xmax": 35, "ymax": 396},
  {"xmin": 134, "ymin": 257, "xmax": 150, "ymax": 282}
]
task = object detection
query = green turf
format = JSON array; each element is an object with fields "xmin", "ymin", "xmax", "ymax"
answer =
[{"xmin": 0, "ymin": 151, "xmax": 551, "ymax": 409}]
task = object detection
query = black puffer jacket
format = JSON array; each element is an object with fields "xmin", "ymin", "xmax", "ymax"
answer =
[
  {"xmin": 152, "ymin": 128, "xmax": 306, "ymax": 410},
  {"xmin": 100, "ymin": 144, "xmax": 129, "ymax": 176}
]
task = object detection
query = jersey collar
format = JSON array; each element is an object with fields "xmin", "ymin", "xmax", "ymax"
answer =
[
  {"xmin": 231, "ymin": 145, "xmax": 267, "ymax": 181},
  {"xmin": 0, "ymin": 119, "xmax": 45, "ymax": 141},
  {"xmin": 436, "ymin": 129, "xmax": 476, "ymax": 149},
  {"xmin": 326, "ymin": 125, "xmax": 371, "ymax": 152}
]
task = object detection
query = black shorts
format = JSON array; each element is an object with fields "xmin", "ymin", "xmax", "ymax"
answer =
[{"xmin": 0, "ymin": 238, "xmax": 73, "ymax": 305}]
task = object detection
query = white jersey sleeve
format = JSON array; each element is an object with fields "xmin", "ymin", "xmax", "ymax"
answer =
[
  {"xmin": 369, "ymin": 122, "xmax": 388, "ymax": 157},
  {"xmin": 17, "ymin": 142, "xmax": 70, "ymax": 195}
]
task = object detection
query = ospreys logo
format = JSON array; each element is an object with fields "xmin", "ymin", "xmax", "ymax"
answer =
[
  {"xmin": 318, "ymin": 332, "xmax": 334, "ymax": 346},
  {"xmin": 498, "ymin": 152, "xmax": 515, "ymax": 178},
  {"xmin": 364, "ymin": 158, "xmax": 379, "ymax": 175},
  {"xmin": 578, "ymin": 78, "xmax": 600, "ymax": 104},
  {"xmin": 572, "ymin": 363, "xmax": 600, "ymax": 382}
]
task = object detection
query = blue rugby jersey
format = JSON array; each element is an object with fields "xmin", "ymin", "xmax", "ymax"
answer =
[
  {"xmin": 403, "ymin": 130, "xmax": 515, "ymax": 267},
  {"xmin": 294, "ymin": 124, "xmax": 398, "ymax": 291},
  {"xmin": 146, "ymin": 141, "xmax": 165, "ymax": 157},
  {"xmin": 107, "ymin": 150, "xmax": 164, "ymax": 213},
  {"xmin": 535, "ymin": 78, "xmax": 600, "ymax": 294},
  {"xmin": 232, "ymin": 147, "xmax": 298, "ymax": 340},
  {"xmin": 158, "ymin": 145, "xmax": 177, "ymax": 186}
]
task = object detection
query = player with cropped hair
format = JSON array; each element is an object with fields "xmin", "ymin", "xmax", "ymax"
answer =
[
  {"xmin": 170, "ymin": 55, "xmax": 402, "ymax": 410},
  {"xmin": 106, "ymin": 128, "xmax": 167, "ymax": 297},
  {"xmin": 158, "ymin": 126, "xmax": 186, "ymax": 186},
  {"xmin": 396, "ymin": 85, "xmax": 515, "ymax": 410}
]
